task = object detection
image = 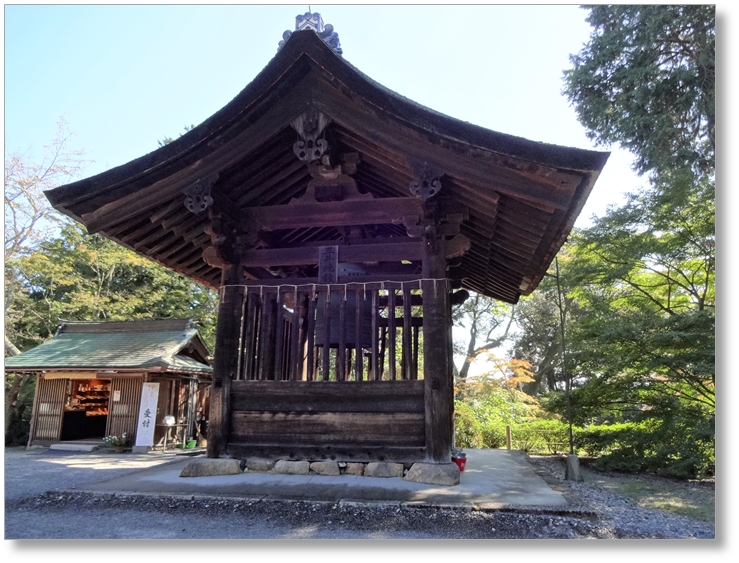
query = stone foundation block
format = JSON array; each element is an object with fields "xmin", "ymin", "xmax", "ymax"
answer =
[
  {"xmin": 364, "ymin": 462, "xmax": 404, "ymax": 478},
  {"xmin": 310, "ymin": 461, "xmax": 341, "ymax": 476},
  {"xmin": 343, "ymin": 462, "xmax": 365, "ymax": 476},
  {"xmin": 246, "ymin": 458, "xmax": 276, "ymax": 472},
  {"xmin": 179, "ymin": 458, "xmax": 243, "ymax": 477},
  {"xmin": 274, "ymin": 460, "xmax": 310, "ymax": 475},
  {"xmin": 404, "ymin": 463, "xmax": 460, "ymax": 486}
]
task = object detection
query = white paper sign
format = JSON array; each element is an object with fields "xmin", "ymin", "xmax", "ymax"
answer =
[{"xmin": 134, "ymin": 382, "xmax": 160, "ymax": 447}]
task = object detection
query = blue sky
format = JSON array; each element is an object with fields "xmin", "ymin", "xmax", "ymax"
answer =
[{"xmin": 4, "ymin": 4, "xmax": 644, "ymax": 227}]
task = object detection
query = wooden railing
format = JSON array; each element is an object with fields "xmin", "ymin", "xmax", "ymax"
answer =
[{"xmin": 231, "ymin": 280, "xmax": 425, "ymax": 382}]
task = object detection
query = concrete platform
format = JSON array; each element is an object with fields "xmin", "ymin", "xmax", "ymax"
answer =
[
  {"xmin": 79, "ymin": 449, "xmax": 567, "ymax": 509},
  {"xmin": 49, "ymin": 442, "xmax": 101, "ymax": 452}
]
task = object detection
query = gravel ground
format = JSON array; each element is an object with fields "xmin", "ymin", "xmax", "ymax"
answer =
[
  {"xmin": 4, "ymin": 447, "xmax": 716, "ymax": 540},
  {"xmin": 525, "ymin": 455, "xmax": 715, "ymax": 540}
]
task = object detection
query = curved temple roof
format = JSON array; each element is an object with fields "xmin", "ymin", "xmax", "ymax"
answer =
[{"xmin": 45, "ymin": 29, "xmax": 608, "ymax": 303}]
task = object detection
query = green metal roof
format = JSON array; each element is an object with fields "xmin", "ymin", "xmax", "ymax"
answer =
[{"xmin": 4, "ymin": 319, "xmax": 212, "ymax": 373}]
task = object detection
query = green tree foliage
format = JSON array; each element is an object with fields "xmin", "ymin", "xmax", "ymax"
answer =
[
  {"xmin": 564, "ymin": 180, "xmax": 715, "ymax": 422},
  {"xmin": 11, "ymin": 223, "xmax": 217, "ymax": 351},
  {"xmin": 563, "ymin": 5, "xmax": 715, "ymax": 179},
  {"xmin": 521, "ymin": 5, "xmax": 717, "ymax": 477},
  {"xmin": 460, "ymin": 5, "xmax": 718, "ymax": 477}
]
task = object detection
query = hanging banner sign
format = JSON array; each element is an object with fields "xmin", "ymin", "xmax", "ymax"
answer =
[
  {"xmin": 134, "ymin": 382, "xmax": 160, "ymax": 447},
  {"xmin": 318, "ymin": 245, "xmax": 338, "ymax": 283}
]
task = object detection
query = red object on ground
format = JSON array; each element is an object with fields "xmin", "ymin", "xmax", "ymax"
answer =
[{"xmin": 452, "ymin": 453, "xmax": 466, "ymax": 471}]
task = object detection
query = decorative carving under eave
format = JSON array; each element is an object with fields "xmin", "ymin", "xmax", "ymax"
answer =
[
  {"xmin": 408, "ymin": 161, "xmax": 444, "ymax": 201},
  {"xmin": 292, "ymin": 107, "xmax": 332, "ymax": 163},
  {"xmin": 183, "ymin": 173, "xmax": 219, "ymax": 214}
]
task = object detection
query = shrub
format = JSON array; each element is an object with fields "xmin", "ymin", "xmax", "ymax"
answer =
[
  {"xmin": 481, "ymin": 422, "xmax": 507, "ymax": 449},
  {"xmin": 574, "ymin": 417, "xmax": 714, "ymax": 478},
  {"xmin": 453, "ymin": 402, "xmax": 483, "ymax": 449},
  {"xmin": 528, "ymin": 420, "xmax": 571, "ymax": 454},
  {"xmin": 505, "ymin": 420, "xmax": 571, "ymax": 454},
  {"xmin": 511, "ymin": 423, "xmax": 545, "ymax": 453}
]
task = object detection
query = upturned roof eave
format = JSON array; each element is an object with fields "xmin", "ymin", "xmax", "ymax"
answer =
[{"xmin": 45, "ymin": 29, "xmax": 608, "ymax": 215}]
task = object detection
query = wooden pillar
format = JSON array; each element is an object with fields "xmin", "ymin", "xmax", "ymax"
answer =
[
  {"xmin": 421, "ymin": 201, "xmax": 454, "ymax": 464},
  {"xmin": 207, "ymin": 261, "xmax": 247, "ymax": 458}
]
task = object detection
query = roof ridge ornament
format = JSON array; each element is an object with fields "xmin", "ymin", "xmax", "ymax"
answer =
[{"xmin": 278, "ymin": 11, "xmax": 343, "ymax": 55}]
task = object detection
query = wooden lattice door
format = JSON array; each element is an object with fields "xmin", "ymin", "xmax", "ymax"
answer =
[
  {"xmin": 29, "ymin": 376, "xmax": 67, "ymax": 444},
  {"xmin": 106, "ymin": 376, "xmax": 143, "ymax": 441}
]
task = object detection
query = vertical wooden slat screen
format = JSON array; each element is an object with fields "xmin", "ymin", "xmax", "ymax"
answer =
[
  {"xmin": 388, "ymin": 290, "xmax": 397, "ymax": 380},
  {"xmin": 338, "ymin": 293, "xmax": 347, "ymax": 381},
  {"xmin": 306, "ymin": 291, "xmax": 316, "ymax": 381},
  {"xmin": 371, "ymin": 290, "xmax": 379, "ymax": 381},
  {"xmin": 275, "ymin": 291, "xmax": 286, "ymax": 380},
  {"xmin": 243, "ymin": 293, "xmax": 259, "ymax": 380},
  {"xmin": 30, "ymin": 377, "xmax": 66, "ymax": 443},
  {"xmin": 258, "ymin": 293, "xmax": 275, "ymax": 380},
  {"xmin": 235, "ymin": 288, "xmax": 249, "ymax": 381},
  {"xmin": 403, "ymin": 286, "xmax": 412, "ymax": 380},
  {"xmin": 413, "ymin": 325, "xmax": 420, "ymax": 380},
  {"xmin": 290, "ymin": 288, "xmax": 301, "ymax": 380},
  {"xmin": 321, "ymin": 291, "xmax": 331, "ymax": 381},
  {"xmin": 355, "ymin": 287, "xmax": 363, "ymax": 381},
  {"xmin": 106, "ymin": 376, "xmax": 143, "ymax": 441},
  {"xmin": 231, "ymin": 281, "xmax": 424, "ymax": 383}
]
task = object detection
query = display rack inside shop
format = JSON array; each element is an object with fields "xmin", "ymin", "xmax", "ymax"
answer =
[{"xmin": 66, "ymin": 380, "xmax": 110, "ymax": 416}]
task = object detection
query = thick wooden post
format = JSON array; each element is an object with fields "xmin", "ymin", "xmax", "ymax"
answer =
[
  {"xmin": 207, "ymin": 262, "xmax": 247, "ymax": 458},
  {"xmin": 421, "ymin": 201, "xmax": 454, "ymax": 464}
]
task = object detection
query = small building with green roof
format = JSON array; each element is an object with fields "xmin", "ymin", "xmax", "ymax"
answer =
[{"xmin": 5, "ymin": 318, "xmax": 212, "ymax": 449}]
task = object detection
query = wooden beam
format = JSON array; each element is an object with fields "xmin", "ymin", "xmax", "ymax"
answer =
[
  {"xmin": 231, "ymin": 379, "xmax": 424, "ymax": 412},
  {"xmin": 242, "ymin": 197, "xmax": 423, "ymax": 231},
  {"xmin": 240, "ymin": 274, "xmax": 425, "ymax": 289},
  {"xmin": 241, "ymin": 239, "xmax": 419, "ymax": 267},
  {"xmin": 225, "ymin": 443, "xmax": 426, "ymax": 464}
]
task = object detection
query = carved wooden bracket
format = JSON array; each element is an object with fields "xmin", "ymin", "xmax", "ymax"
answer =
[
  {"xmin": 183, "ymin": 173, "xmax": 219, "ymax": 214},
  {"xmin": 408, "ymin": 160, "xmax": 444, "ymax": 201},
  {"xmin": 401, "ymin": 212, "xmax": 465, "ymax": 239},
  {"xmin": 290, "ymin": 153, "xmax": 372, "ymax": 204},
  {"xmin": 202, "ymin": 209, "xmax": 259, "ymax": 269},
  {"xmin": 291, "ymin": 107, "xmax": 332, "ymax": 163}
]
